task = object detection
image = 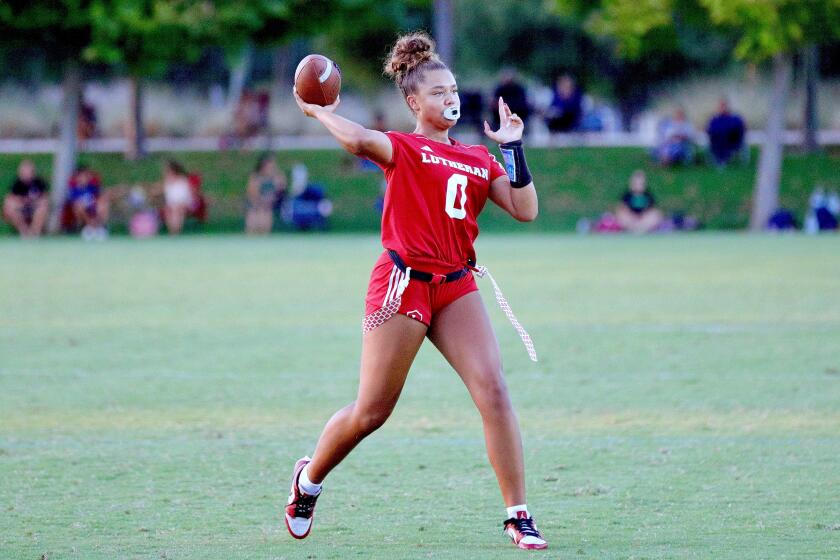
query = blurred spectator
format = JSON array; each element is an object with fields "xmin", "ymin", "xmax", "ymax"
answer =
[
  {"xmin": 3, "ymin": 160, "xmax": 49, "ymax": 238},
  {"xmin": 77, "ymin": 96, "xmax": 98, "ymax": 141},
  {"xmin": 804, "ymin": 187, "xmax": 839, "ymax": 233},
  {"xmin": 357, "ymin": 112, "xmax": 389, "ymax": 172},
  {"xmin": 256, "ymin": 91, "xmax": 270, "ymax": 132},
  {"xmin": 653, "ymin": 107, "xmax": 698, "ymax": 166},
  {"xmin": 127, "ymin": 185, "xmax": 160, "ymax": 239},
  {"xmin": 545, "ymin": 74, "xmax": 582, "ymax": 133},
  {"xmin": 160, "ymin": 159, "xmax": 207, "ymax": 235},
  {"xmin": 281, "ymin": 162, "xmax": 332, "ymax": 231},
  {"xmin": 616, "ymin": 170, "xmax": 664, "ymax": 233},
  {"xmin": 64, "ymin": 164, "xmax": 110, "ymax": 240},
  {"xmin": 457, "ymin": 90, "xmax": 485, "ymax": 137},
  {"xmin": 246, "ymin": 154, "xmax": 286, "ymax": 234},
  {"xmin": 237, "ymin": 90, "xmax": 269, "ymax": 138},
  {"xmin": 491, "ymin": 68, "xmax": 530, "ymax": 132},
  {"xmin": 577, "ymin": 96, "xmax": 607, "ymax": 132},
  {"xmin": 706, "ymin": 98, "xmax": 746, "ymax": 167},
  {"xmin": 374, "ymin": 177, "xmax": 387, "ymax": 215},
  {"xmin": 371, "ymin": 110, "xmax": 387, "ymax": 132},
  {"xmin": 767, "ymin": 209, "xmax": 797, "ymax": 231},
  {"xmin": 223, "ymin": 89, "xmax": 271, "ymax": 149},
  {"xmin": 234, "ymin": 90, "xmax": 259, "ymax": 139}
]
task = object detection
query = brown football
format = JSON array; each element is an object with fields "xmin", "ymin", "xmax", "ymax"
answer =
[{"xmin": 294, "ymin": 54, "xmax": 341, "ymax": 106}]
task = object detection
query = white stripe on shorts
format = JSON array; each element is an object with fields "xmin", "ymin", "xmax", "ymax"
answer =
[
  {"xmin": 383, "ymin": 266, "xmax": 398, "ymax": 305},
  {"xmin": 391, "ymin": 271, "xmax": 404, "ymax": 302}
]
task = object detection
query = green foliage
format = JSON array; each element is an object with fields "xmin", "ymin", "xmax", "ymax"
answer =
[
  {"xmin": 457, "ymin": 0, "xmax": 594, "ymax": 82},
  {"xmin": 84, "ymin": 0, "xmax": 200, "ymax": 75},
  {"xmin": 0, "ymin": 0, "xmax": 350, "ymax": 79},
  {"xmin": 584, "ymin": 0, "xmax": 676, "ymax": 58},
  {"xmin": 317, "ymin": 0, "xmax": 431, "ymax": 90},
  {"xmin": 83, "ymin": 0, "xmax": 327, "ymax": 77},
  {"xmin": 0, "ymin": 1, "xmax": 94, "ymax": 58},
  {"xmin": 455, "ymin": 0, "xmax": 733, "ymax": 124},
  {"xmin": 700, "ymin": 0, "xmax": 840, "ymax": 61},
  {"xmin": 557, "ymin": 0, "xmax": 840, "ymax": 62}
]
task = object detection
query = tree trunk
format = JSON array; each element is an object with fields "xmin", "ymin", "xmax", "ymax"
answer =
[
  {"xmin": 49, "ymin": 60, "xmax": 81, "ymax": 233},
  {"xmin": 125, "ymin": 75, "xmax": 146, "ymax": 161},
  {"xmin": 227, "ymin": 43, "xmax": 253, "ymax": 112},
  {"xmin": 802, "ymin": 44, "xmax": 819, "ymax": 153},
  {"xmin": 749, "ymin": 54, "xmax": 792, "ymax": 231},
  {"xmin": 433, "ymin": 0, "xmax": 454, "ymax": 67}
]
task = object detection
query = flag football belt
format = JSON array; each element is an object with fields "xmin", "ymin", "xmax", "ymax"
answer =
[
  {"xmin": 387, "ymin": 250, "xmax": 471, "ymax": 284},
  {"xmin": 383, "ymin": 249, "xmax": 538, "ymax": 362}
]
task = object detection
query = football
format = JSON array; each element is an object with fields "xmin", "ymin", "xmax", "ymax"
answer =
[{"xmin": 294, "ymin": 54, "xmax": 342, "ymax": 106}]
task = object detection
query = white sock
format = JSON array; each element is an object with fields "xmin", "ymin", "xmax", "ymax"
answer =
[
  {"xmin": 298, "ymin": 465, "xmax": 322, "ymax": 496},
  {"xmin": 506, "ymin": 504, "xmax": 530, "ymax": 520}
]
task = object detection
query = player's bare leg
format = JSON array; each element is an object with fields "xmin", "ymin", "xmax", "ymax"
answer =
[
  {"xmin": 29, "ymin": 198, "xmax": 49, "ymax": 236},
  {"xmin": 427, "ymin": 291, "xmax": 525, "ymax": 505},
  {"xmin": 427, "ymin": 291, "xmax": 547, "ymax": 549},
  {"xmin": 3, "ymin": 197, "xmax": 31, "ymax": 236},
  {"xmin": 306, "ymin": 313, "xmax": 428, "ymax": 482},
  {"xmin": 164, "ymin": 205, "xmax": 186, "ymax": 234},
  {"xmin": 285, "ymin": 313, "xmax": 426, "ymax": 539}
]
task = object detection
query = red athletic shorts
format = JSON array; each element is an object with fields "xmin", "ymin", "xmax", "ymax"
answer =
[{"xmin": 364, "ymin": 251, "xmax": 478, "ymax": 327}]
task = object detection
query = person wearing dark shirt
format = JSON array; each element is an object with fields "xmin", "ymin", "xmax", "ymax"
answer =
[
  {"xmin": 706, "ymin": 97, "xmax": 746, "ymax": 167},
  {"xmin": 67, "ymin": 164, "xmax": 110, "ymax": 240},
  {"xmin": 545, "ymin": 74, "xmax": 582, "ymax": 133},
  {"xmin": 616, "ymin": 170, "xmax": 664, "ymax": 233},
  {"xmin": 491, "ymin": 68, "xmax": 530, "ymax": 132},
  {"xmin": 3, "ymin": 159, "xmax": 49, "ymax": 237}
]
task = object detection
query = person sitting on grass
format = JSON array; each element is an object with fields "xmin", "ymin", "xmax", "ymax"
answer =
[
  {"xmin": 653, "ymin": 107, "xmax": 697, "ymax": 166},
  {"xmin": 3, "ymin": 159, "xmax": 49, "ymax": 238},
  {"xmin": 545, "ymin": 74, "xmax": 582, "ymax": 133},
  {"xmin": 161, "ymin": 159, "xmax": 195, "ymax": 235},
  {"xmin": 67, "ymin": 164, "xmax": 110, "ymax": 240},
  {"xmin": 706, "ymin": 97, "xmax": 747, "ymax": 168},
  {"xmin": 246, "ymin": 154, "xmax": 287, "ymax": 234},
  {"xmin": 616, "ymin": 170, "xmax": 664, "ymax": 233}
]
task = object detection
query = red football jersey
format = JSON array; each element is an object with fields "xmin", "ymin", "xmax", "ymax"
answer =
[{"xmin": 376, "ymin": 131, "xmax": 507, "ymax": 273}]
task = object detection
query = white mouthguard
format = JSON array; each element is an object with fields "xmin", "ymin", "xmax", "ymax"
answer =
[{"xmin": 443, "ymin": 106, "xmax": 460, "ymax": 121}]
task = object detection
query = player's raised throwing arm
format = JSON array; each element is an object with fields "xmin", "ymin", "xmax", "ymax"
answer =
[
  {"xmin": 485, "ymin": 97, "xmax": 538, "ymax": 222},
  {"xmin": 293, "ymin": 88, "xmax": 393, "ymax": 167}
]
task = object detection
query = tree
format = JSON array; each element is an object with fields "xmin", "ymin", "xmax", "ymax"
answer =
[
  {"xmin": 316, "ymin": 0, "xmax": 430, "ymax": 90},
  {"xmin": 556, "ymin": 0, "xmax": 840, "ymax": 230},
  {"xmin": 433, "ymin": 0, "xmax": 454, "ymax": 66},
  {"xmin": 454, "ymin": 0, "xmax": 734, "ymax": 130},
  {"xmin": 0, "ymin": 1, "xmax": 94, "ymax": 231},
  {"xmin": 85, "ymin": 0, "xmax": 206, "ymax": 159},
  {"xmin": 84, "ymin": 0, "xmax": 304, "ymax": 160}
]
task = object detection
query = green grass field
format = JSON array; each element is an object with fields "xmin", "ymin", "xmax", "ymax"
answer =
[
  {"xmin": 2, "ymin": 146, "xmax": 838, "ymax": 234},
  {"xmin": 2, "ymin": 233, "xmax": 839, "ymax": 559}
]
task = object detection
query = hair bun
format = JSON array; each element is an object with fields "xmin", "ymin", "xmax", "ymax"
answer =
[{"xmin": 384, "ymin": 32, "xmax": 439, "ymax": 81}]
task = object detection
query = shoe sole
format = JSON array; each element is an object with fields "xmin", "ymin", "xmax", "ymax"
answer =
[
  {"xmin": 516, "ymin": 541, "xmax": 548, "ymax": 550},
  {"xmin": 506, "ymin": 527, "xmax": 548, "ymax": 550}
]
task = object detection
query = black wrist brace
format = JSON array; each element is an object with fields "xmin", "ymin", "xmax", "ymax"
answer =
[{"xmin": 499, "ymin": 140, "xmax": 532, "ymax": 188}]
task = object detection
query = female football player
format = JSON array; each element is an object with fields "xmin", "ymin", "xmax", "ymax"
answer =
[{"xmin": 285, "ymin": 32, "xmax": 547, "ymax": 550}]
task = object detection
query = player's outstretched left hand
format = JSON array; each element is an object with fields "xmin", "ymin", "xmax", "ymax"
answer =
[
  {"xmin": 484, "ymin": 96, "xmax": 524, "ymax": 144},
  {"xmin": 293, "ymin": 87, "xmax": 340, "ymax": 118}
]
